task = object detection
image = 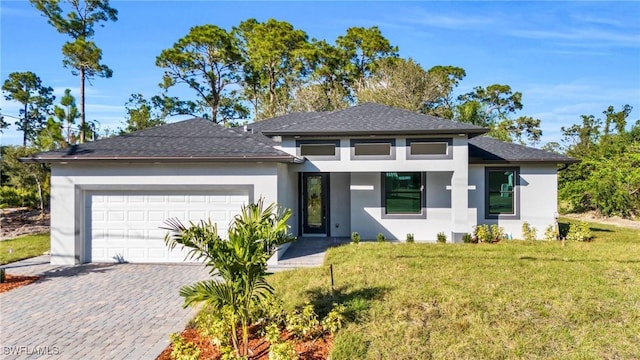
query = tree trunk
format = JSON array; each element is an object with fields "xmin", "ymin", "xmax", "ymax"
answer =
[
  {"xmin": 23, "ymin": 103, "xmax": 28, "ymax": 146},
  {"xmin": 79, "ymin": 68, "xmax": 86, "ymax": 144},
  {"xmin": 33, "ymin": 173, "xmax": 44, "ymax": 215}
]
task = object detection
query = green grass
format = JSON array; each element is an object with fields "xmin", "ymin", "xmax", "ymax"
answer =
[
  {"xmin": 268, "ymin": 220, "xmax": 640, "ymax": 359},
  {"xmin": 0, "ymin": 233, "xmax": 50, "ymax": 265}
]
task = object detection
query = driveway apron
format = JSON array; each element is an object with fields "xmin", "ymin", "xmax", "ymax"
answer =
[{"xmin": 0, "ymin": 260, "xmax": 209, "ymax": 359}]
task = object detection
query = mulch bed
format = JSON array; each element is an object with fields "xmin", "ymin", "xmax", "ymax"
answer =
[
  {"xmin": 0, "ymin": 274, "xmax": 41, "ymax": 294},
  {"xmin": 157, "ymin": 324, "xmax": 332, "ymax": 360}
]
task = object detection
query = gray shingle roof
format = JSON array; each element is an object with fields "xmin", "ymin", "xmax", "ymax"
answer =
[
  {"xmin": 469, "ymin": 136, "xmax": 578, "ymax": 163},
  {"xmin": 255, "ymin": 103, "xmax": 488, "ymax": 136},
  {"xmin": 24, "ymin": 118, "xmax": 298, "ymax": 163}
]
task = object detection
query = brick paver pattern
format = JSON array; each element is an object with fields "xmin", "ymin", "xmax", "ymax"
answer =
[{"xmin": 0, "ymin": 260, "xmax": 209, "ymax": 359}]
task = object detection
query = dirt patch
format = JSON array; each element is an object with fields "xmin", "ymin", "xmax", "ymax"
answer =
[
  {"xmin": 563, "ymin": 212, "xmax": 640, "ymax": 230},
  {"xmin": 157, "ymin": 324, "xmax": 331, "ymax": 360},
  {"xmin": 0, "ymin": 274, "xmax": 41, "ymax": 293},
  {"xmin": 0, "ymin": 207, "xmax": 50, "ymax": 241}
]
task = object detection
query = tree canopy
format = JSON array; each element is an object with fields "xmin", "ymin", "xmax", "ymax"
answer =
[{"xmin": 30, "ymin": 0, "xmax": 118, "ymax": 143}]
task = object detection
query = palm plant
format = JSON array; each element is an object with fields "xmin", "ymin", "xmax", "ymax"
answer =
[{"xmin": 163, "ymin": 198, "xmax": 295, "ymax": 357}]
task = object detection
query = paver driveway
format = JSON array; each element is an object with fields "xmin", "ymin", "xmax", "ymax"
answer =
[{"xmin": 0, "ymin": 259, "xmax": 209, "ymax": 359}]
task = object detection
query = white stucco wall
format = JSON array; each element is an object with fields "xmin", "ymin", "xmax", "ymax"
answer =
[
  {"xmin": 50, "ymin": 162, "xmax": 280, "ymax": 265},
  {"xmin": 329, "ymin": 172, "xmax": 351, "ymax": 237},
  {"xmin": 349, "ymin": 172, "xmax": 456, "ymax": 241},
  {"xmin": 469, "ymin": 164, "xmax": 558, "ymax": 239}
]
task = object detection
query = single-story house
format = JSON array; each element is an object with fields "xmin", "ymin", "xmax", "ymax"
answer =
[{"xmin": 24, "ymin": 103, "xmax": 577, "ymax": 265}]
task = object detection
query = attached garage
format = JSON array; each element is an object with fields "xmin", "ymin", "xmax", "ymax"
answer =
[{"xmin": 86, "ymin": 191, "xmax": 249, "ymax": 263}]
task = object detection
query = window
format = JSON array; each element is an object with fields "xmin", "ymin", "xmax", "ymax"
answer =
[
  {"xmin": 485, "ymin": 167, "xmax": 518, "ymax": 218},
  {"xmin": 355, "ymin": 143, "xmax": 391, "ymax": 156},
  {"xmin": 297, "ymin": 140, "xmax": 340, "ymax": 159},
  {"xmin": 382, "ymin": 172, "xmax": 424, "ymax": 216},
  {"xmin": 406, "ymin": 138, "xmax": 452, "ymax": 159},
  {"xmin": 300, "ymin": 144, "xmax": 336, "ymax": 156},
  {"xmin": 350, "ymin": 139, "xmax": 395, "ymax": 160}
]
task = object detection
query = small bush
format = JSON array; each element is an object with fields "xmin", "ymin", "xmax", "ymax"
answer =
[
  {"xmin": 263, "ymin": 322, "xmax": 282, "ymax": 344},
  {"xmin": 437, "ymin": 232, "xmax": 447, "ymax": 243},
  {"xmin": 351, "ymin": 232, "xmax": 360, "ymax": 244},
  {"xmin": 544, "ymin": 225, "xmax": 557, "ymax": 241},
  {"xmin": 194, "ymin": 308, "xmax": 231, "ymax": 347},
  {"xmin": 522, "ymin": 222, "xmax": 538, "ymax": 241},
  {"xmin": 169, "ymin": 333, "xmax": 201, "ymax": 360},
  {"xmin": 462, "ymin": 233, "xmax": 473, "ymax": 243},
  {"xmin": 490, "ymin": 224, "xmax": 505, "ymax": 242},
  {"xmin": 376, "ymin": 233, "xmax": 386, "ymax": 242},
  {"xmin": 321, "ymin": 303, "xmax": 346, "ymax": 334},
  {"xmin": 269, "ymin": 341, "xmax": 298, "ymax": 360},
  {"xmin": 286, "ymin": 303, "xmax": 320, "ymax": 339},
  {"xmin": 566, "ymin": 221, "xmax": 592, "ymax": 241},
  {"xmin": 406, "ymin": 233, "xmax": 414, "ymax": 243},
  {"xmin": 0, "ymin": 186, "xmax": 39, "ymax": 208},
  {"xmin": 474, "ymin": 224, "xmax": 491, "ymax": 243}
]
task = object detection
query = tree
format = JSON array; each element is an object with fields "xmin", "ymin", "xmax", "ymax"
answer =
[
  {"xmin": 456, "ymin": 84, "xmax": 542, "ymax": 144},
  {"xmin": 424, "ymin": 65, "xmax": 466, "ymax": 119},
  {"xmin": 2, "ymin": 71, "xmax": 55, "ymax": 145},
  {"xmin": 54, "ymin": 88, "xmax": 80, "ymax": 143},
  {"xmin": 357, "ymin": 57, "xmax": 438, "ymax": 112},
  {"xmin": 235, "ymin": 18, "xmax": 312, "ymax": 119},
  {"xmin": 120, "ymin": 93, "xmax": 166, "ymax": 134},
  {"xmin": 156, "ymin": 24, "xmax": 247, "ymax": 124},
  {"xmin": 163, "ymin": 199, "xmax": 295, "ymax": 357},
  {"xmin": 1, "ymin": 146, "xmax": 50, "ymax": 212},
  {"xmin": 31, "ymin": 0, "xmax": 118, "ymax": 143},
  {"xmin": 559, "ymin": 105, "xmax": 640, "ymax": 217},
  {"xmin": 34, "ymin": 117, "xmax": 66, "ymax": 151},
  {"xmin": 336, "ymin": 26, "xmax": 398, "ymax": 94}
]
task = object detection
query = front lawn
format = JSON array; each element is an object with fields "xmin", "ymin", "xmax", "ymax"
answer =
[
  {"xmin": 268, "ymin": 220, "xmax": 640, "ymax": 359},
  {"xmin": 0, "ymin": 233, "xmax": 50, "ymax": 265}
]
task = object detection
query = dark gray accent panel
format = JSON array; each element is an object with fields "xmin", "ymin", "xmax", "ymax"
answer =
[
  {"xmin": 350, "ymin": 139, "xmax": 396, "ymax": 160},
  {"xmin": 406, "ymin": 138, "xmax": 453, "ymax": 160}
]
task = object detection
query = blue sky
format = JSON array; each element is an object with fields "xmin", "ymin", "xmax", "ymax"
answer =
[{"xmin": 1, "ymin": 1, "xmax": 639, "ymax": 147}]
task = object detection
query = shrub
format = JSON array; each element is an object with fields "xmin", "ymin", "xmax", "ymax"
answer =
[
  {"xmin": 351, "ymin": 232, "xmax": 360, "ymax": 244},
  {"xmin": 474, "ymin": 224, "xmax": 491, "ymax": 243},
  {"xmin": 263, "ymin": 322, "xmax": 282, "ymax": 344},
  {"xmin": 286, "ymin": 303, "xmax": 320, "ymax": 339},
  {"xmin": 169, "ymin": 333, "xmax": 201, "ymax": 360},
  {"xmin": 193, "ymin": 307, "xmax": 231, "ymax": 347},
  {"xmin": 321, "ymin": 303, "xmax": 346, "ymax": 334},
  {"xmin": 437, "ymin": 232, "xmax": 447, "ymax": 243},
  {"xmin": 522, "ymin": 222, "xmax": 538, "ymax": 241},
  {"xmin": 269, "ymin": 341, "xmax": 298, "ymax": 360},
  {"xmin": 0, "ymin": 268, "xmax": 5, "ymax": 283},
  {"xmin": 544, "ymin": 225, "xmax": 557, "ymax": 241},
  {"xmin": 490, "ymin": 224, "xmax": 505, "ymax": 242},
  {"xmin": 566, "ymin": 221, "xmax": 592, "ymax": 241},
  {"xmin": 0, "ymin": 186, "xmax": 40, "ymax": 208},
  {"xmin": 462, "ymin": 233, "xmax": 473, "ymax": 243},
  {"xmin": 376, "ymin": 233, "xmax": 386, "ymax": 242},
  {"xmin": 406, "ymin": 233, "xmax": 414, "ymax": 243}
]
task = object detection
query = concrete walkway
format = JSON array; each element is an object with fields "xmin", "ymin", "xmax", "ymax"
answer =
[
  {"xmin": 0, "ymin": 257, "xmax": 209, "ymax": 359},
  {"xmin": 275, "ymin": 236, "xmax": 350, "ymax": 268}
]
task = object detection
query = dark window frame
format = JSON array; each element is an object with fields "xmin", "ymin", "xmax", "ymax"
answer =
[
  {"xmin": 406, "ymin": 138, "xmax": 453, "ymax": 160},
  {"xmin": 484, "ymin": 167, "xmax": 520, "ymax": 220},
  {"xmin": 380, "ymin": 171, "xmax": 426, "ymax": 219},
  {"xmin": 296, "ymin": 139, "xmax": 340, "ymax": 160},
  {"xmin": 350, "ymin": 139, "xmax": 396, "ymax": 160}
]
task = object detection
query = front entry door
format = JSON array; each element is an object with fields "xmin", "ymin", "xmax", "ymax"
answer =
[{"xmin": 302, "ymin": 173, "xmax": 329, "ymax": 234}]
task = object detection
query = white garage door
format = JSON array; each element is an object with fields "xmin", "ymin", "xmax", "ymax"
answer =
[{"xmin": 87, "ymin": 191, "xmax": 249, "ymax": 263}]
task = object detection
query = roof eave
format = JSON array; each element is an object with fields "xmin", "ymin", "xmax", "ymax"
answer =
[
  {"xmin": 262, "ymin": 128, "xmax": 489, "ymax": 137},
  {"xmin": 20, "ymin": 155, "xmax": 301, "ymax": 164},
  {"xmin": 469, "ymin": 158, "xmax": 581, "ymax": 164}
]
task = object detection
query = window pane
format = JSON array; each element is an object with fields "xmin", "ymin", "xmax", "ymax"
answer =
[
  {"xmin": 488, "ymin": 170, "xmax": 515, "ymax": 214},
  {"xmin": 300, "ymin": 144, "xmax": 335, "ymax": 156},
  {"xmin": 410, "ymin": 142, "xmax": 447, "ymax": 155},
  {"xmin": 354, "ymin": 143, "xmax": 391, "ymax": 156},
  {"xmin": 385, "ymin": 172, "xmax": 422, "ymax": 214}
]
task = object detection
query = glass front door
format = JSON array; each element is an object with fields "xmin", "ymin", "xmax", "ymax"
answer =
[{"xmin": 302, "ymin": 173, "xmax": 328, "ymax": 234}]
